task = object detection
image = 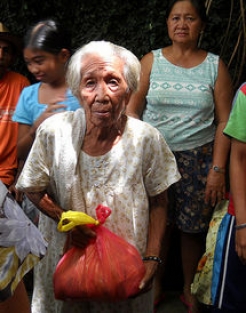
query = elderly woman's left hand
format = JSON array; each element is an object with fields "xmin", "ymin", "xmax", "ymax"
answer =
[{"xmin": 205, "ymin": 169, "xmax": 226, "ymax": 206}]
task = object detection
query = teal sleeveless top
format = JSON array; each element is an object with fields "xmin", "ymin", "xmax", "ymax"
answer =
[{"xmin": 142, "ymin": 49, "xmax": 219, "ymax": 151}]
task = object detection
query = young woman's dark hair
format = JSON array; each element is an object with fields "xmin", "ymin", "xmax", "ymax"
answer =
[
  {"xmin": 24, "ymin": 19, "xmax": 72, "ymax": 55},
  {"xmin": 166, "ymin": 0, "xmax": 208, "ymax": 24}
]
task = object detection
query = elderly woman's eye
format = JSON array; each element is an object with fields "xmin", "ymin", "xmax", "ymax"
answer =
[
  {"xmin": 108, "ymin": 79, "xmax": 119, "ymax": 88},
  {"xmin": 85, "ymin": 80, "xmax": 96, "ymax": 88}
]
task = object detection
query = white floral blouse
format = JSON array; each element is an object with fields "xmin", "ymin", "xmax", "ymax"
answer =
[{"xmin": 17, "ymin": 110, "xmax": 180, "ymax": 313}]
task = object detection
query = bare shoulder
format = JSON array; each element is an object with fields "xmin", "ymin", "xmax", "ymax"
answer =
[
  {"xmin": 217, "ymin": 57, "xmax": 230, "ymax": 72},
  {"xmin": 141, "ymin": 51, "xmax": 154, "ymax": 70},
  {"xmin": 216, "ymin": 57, "xmax": 232, "ymax": 85}
]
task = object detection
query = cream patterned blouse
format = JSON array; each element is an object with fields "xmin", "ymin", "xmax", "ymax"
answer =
[{"xmin": 17, "ymin": 110, "xmax": 180, "ymax": 313}]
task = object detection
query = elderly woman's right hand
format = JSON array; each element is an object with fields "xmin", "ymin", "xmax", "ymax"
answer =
[
  {"xmin": 138, "ymin": 261, "xmax": 159, "ymax": 293},
  {"xmin": 68, "ymin": 225, "xmax": 97, "ymax": 249}
]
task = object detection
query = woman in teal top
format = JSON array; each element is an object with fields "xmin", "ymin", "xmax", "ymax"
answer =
[
  {"xmin": 142, "ymin": 49, "xmax": 218, "ymax": 151},
  {"xmin": 127, "ymin": 0, "xmax": 233, "ymax": 312}
]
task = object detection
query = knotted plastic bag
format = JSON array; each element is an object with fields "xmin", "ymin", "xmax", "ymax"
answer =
[{"xmin": 53, "ymin": 204, "xmax": 146, "ymax": 301}]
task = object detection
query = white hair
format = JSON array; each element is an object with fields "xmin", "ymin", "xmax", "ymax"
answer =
[{"xmin": 66, "ymin": 40, "xmax": 141, "ymax": 98}]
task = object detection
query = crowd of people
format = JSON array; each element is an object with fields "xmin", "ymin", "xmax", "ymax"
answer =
[{"xmin": 0, "ymin": 0, "xmax": 245, "ymax": 313}]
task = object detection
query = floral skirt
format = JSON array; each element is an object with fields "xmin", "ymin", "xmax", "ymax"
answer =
[{"xmin": 168, "ymin": 142, "xmax": 214, "ymax": 233}]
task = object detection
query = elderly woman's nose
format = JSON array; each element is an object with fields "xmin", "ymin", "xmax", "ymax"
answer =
[{"xmin": 95, "ymin": 83, "xmax": 108, "ymax": 98}]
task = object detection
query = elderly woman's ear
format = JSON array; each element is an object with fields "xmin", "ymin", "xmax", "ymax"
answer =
[{"xmin": 125, "ymin": 89, "xmax": 133, "ymax": 105}]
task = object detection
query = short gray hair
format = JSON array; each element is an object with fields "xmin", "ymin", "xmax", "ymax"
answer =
[{"xmin": 66, "ymin": 41, "xmax": 141, "ymax": 98}]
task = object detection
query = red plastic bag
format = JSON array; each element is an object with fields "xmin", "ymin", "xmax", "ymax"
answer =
[{"xmin": 53, "ymin": 205, "xmax": 146, "ymax": 301}]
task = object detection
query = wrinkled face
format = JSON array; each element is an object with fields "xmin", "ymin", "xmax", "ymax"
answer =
[
  {"xmin": 24, "ymin": 48, "xmax": 69, "ymax": 83},
  {"xmin": 79, "ymin": 54, "xmax": 130, "ymax": 129},
  {"xmin": 0, "ymin": 40, "xmax": 14, "ymax": 75},
  {"xmin": 166, "ymin": 0, "xmax": 204, "ymax": 45}
]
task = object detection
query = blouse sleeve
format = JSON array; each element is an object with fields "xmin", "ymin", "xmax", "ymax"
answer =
[
  {"xmin": 143, "ymin": 126, "xmax": 181, "ymax": 197},
  {"xmin": 12, "ymin": 86, "xmax": 34, "ymax": 125},
  {"xmin": 16, "ymin": 123, "xmax": 50, "ymax": 192}
]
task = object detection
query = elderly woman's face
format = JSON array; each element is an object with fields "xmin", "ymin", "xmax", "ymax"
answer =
[{"xmin": 79, "ymin": 54, "xmax": 130, "ymax": 128}]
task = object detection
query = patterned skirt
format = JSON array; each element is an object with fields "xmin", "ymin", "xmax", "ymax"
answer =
[{"xmin": 169, "ymin": 141, "xmax": 214, "ymax": 233}]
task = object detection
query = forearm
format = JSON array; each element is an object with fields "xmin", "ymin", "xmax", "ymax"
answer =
[
  {"xmin": 212, "ymin": 58, "xmax": 233, "ymax": 170},
  {"xmin": 205, "ymin": 123, "xmax": 230, "ymax": 204},
  {"xmin": 138, "ymin": 191, "xmax": 168, "ymax": 290},
  {"xmin": 145, "ymin": 191, "xmax": 168, "ymax": 257},
  {"xmin": 212, "ymin": 122, "xmax": 231, "ymax": 168},
  {"xmin": 26, "ymin": 192, "xmax": 63, "ymax": 222},
  {"xmin": 26, "ymin": 192, "xmax": 96, "ymax": 249},
  {"xmin": 17, "ymin": 128, "xmax": 36, "ymax": 160},
  {"xmin": 230, "ymin": 140, "xmax": 246, "ymax": 224},
  {"xmin": 230, "ymin": 139, "xmax": 246, "ymax": 263}
]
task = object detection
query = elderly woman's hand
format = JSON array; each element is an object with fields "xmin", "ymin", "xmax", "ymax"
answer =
[
  {"xmin": 67, "ymin": 225, "xmax": 97, "ymax": 249},
  {"xmin": 138, "ymin": 260, "xmax": 159, "ymax": 293},
  {"xmin": 8, "ymin": 183, "xmax": 24, "ymax": 203}
]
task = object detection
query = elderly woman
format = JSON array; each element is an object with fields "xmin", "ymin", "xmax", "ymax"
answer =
[{"xmin": 16, "ymin": 41, "xmax": 181, "ymax": 313}]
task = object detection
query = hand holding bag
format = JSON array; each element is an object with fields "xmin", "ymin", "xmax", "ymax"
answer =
[{"xmin": 53, "ymin": 204, "xmax": 146, "ymax": 302}]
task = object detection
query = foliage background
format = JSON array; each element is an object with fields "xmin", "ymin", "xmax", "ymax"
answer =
[{"xmin": 0, "ymin": 0, "xmax": 245, "ymax": 91}]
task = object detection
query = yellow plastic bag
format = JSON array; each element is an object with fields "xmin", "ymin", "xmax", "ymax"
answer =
[{"xmin": 57, "ymin": 210, "xmax": 100, "ymax": 232}]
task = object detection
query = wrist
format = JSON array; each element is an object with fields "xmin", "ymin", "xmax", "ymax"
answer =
[
  {"xmin": 142, "ymin": 255, "xmax": 163, "ymax": 265},
  {"xmin": 235, "ymin": 223, "xmax": 246, "ymax": 230},
  {"xmin": 210, "ymin": 165, "xmax": 225, "ymax": 174}
]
